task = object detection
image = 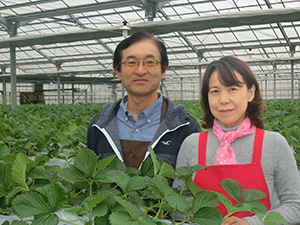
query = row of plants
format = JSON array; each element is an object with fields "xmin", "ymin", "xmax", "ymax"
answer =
[
  {"xmin": 0, "ymin": 145, "xmax": 286, "ymax": 225},
  {"xmin": 0, "ymin": 99, "xmax": 299, "ymax": 163},
  {"xmin": 0, "ymin": 99, "xmax": 298, "ymax": 224}
]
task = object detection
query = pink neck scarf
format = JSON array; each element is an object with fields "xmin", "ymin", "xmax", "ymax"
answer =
[{"xmin": 213, "ymin": 117, "xmax": 256, "ymax": 165}]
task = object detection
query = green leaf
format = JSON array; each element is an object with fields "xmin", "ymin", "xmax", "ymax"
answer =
[
  {"xmin": 11, "ymin": 153, "xmax": 29, "ymax": 190},
  {"xmin": 114, "ymin": 196, "xmax": 141, "ymax": 220},
  {"xmin": 28, "ymin": 166, "xmax": 52, "ymax": 180},
  {"xmin": 221, "ymin": 179, "xmax": 242, "ymax": 203},
  {"xmin": 107, "ymin": 170, "xmax": 130, "ymax": 192},
  {"xmin": 126, "ymin": 176, "xmax": 146, "ymax": 192},
  {"xmin": 145, "ymin": 175, "xmax": 173, "ymax": 199},
  {"xmin": 262, "ymin": 212, "xmax": 288, "ymax": 225},
  {"xmin": 91, "ymin": 205, "xmax": 108, "ymax": 217},
  {"xmin": 109, "ymin": 211, "xmax": 140, "ymax": 225},
  {"xmin": 242, "ymin": 189, "xmax": 266, "ymax": 203},
  {"xmin": 83, "ymin": 195, "xmax": 109, "ymax": 211},
  {"xmin": 95, "ymin": 214, "xmax": 110, "ymax": 225},
  {"xmin": 33, "ymin": 155, "xmax": 49, "ymax": 166},
  {"xmin": 0, "ymin": 161, "xmax": 12, "ymax": 191},
  {"xmin": 97, "ymin": 155, "xmax": 116, "ymax": 171},
  {"xmin": 192, "ymin": 207, "xmax": 222, "ymax": 225},
  {"xmin": 31, "ymin": 213, "xmax": 59, "ymax": 225},
  {"xmin": 12, "ymin": 191, "xmax": 50, "ymax": 217},
  {"xmin": 140, "ymin": 158, "xmax": 154, "ymax": 177},
  {"xmin": 165, "ymin": 192, "xmax": 189, "ymax": 213},
  {"xmin": 47, "ymin": 182, "xmax": 68, "ymax": 212},
  {"xmin": 159, "ymin": 162, "xmax": 175, "ymax": 179},
  {"xmin": 68, "ymin": 122, "xmax": 78, "ymax": 134},
  {"xmin": 95, "ymin": 168, "xmax": 113, "ymax": 183},
  {"xmin": 0, "ymin": 141, "xmax": 9, "ymax": 156},
  {"xmin": 176, "ymin": 165, "xmax": 207, "ymax": 179},
  {"xmin": 58, "ymin": 165, "xmax": 88, "ymax": 183},
  {"xmin": 147, "ymin": 146, "xmax": 160, "ymax": 175},
  {"xmin": 185, "ymin": 176, "xmax": 203, "ymax": 196},
  {"xmin": 11, "ymin": 221, "xmax": 27, "ymax": 225},
  {"xmin": 137, "ymin": 216, "xmax": 157, "ymax": 225},
  {"xmin": 191, "ymin": 190, "xmax": 219, "ymax": 213},
  {"xmin": 74, "ymin": 149, "xmax": 97, "ymax": 177}
]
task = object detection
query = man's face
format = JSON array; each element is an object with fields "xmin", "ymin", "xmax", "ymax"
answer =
[{"xmin": 115, "ymin": 40, "xmax": 166, "ymax": 99}]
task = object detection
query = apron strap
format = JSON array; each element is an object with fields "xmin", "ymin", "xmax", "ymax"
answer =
[
  {"xmin": 198, "ymin": 131, "xmax": 208, "ymax": 165},
  {"xmin": 251, "ymin": 128, "xmax": 265, "ymax": 163}
]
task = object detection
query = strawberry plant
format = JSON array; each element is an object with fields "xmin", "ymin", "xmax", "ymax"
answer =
[{"xmin": 0, "ymin": 146, "xmax": 287, "ymax": 225}]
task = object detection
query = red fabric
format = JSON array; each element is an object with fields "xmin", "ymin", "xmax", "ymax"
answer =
[{"xmin": 193, "ymin": 128, "xmax": 271, "ymax": 218}]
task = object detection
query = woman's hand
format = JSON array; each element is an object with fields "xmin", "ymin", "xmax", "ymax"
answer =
[{"xmin": 222, "ymin": 216, "xmax": 249, "ymax": 225}]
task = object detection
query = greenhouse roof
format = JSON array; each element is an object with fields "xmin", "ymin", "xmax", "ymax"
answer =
[{"xmin": 0, "ymin": 0, "xmax": 299, "ymax": 85}]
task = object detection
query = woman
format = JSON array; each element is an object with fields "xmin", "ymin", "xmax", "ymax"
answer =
[{"xmin": 174, "ymin": 56, "xmax": 300, "ymax": 225}]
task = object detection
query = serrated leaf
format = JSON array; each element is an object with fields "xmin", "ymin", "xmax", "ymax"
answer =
[
  {"xmin": 74, "ymin": 149, "xmax": 97, "ymax": 177},
  {"xmin": 176, "ymin": 165, "xmax": 207, "ymax": 179},
  {"xmin": 107, "ymin": 170, "xmax": 130, "ymax": 192},
  {"xmin": 159, "ymin": 162, "xmax": 175, "ymax": 179},
  {"xmin": 109, "ymin": 211, "xmax": 140, "ymax": 225},
  {"xmin": 31, "ymin": 213, "xmax": 58, "ymax": 225},
  {"xmin": 33, "ymin": 155, "xmax": 49, "ymax": 166},
  {"xmin": 0, "ymin": 141, "xmax": 9, "ymax": 156},
  {"xmin": 185, "ymin": 176, "xmax": 202, "ymax": 196},
  {"xmin": 95, "ymin": 168, "xmax": 113, "ymax": 183},
  {"xmin": 263, "ymin": 212, "xmax": 288, "ymax": 225},
  {"xmin": 242, "ymin": 189, "xmax": 266, "ymax": 203},
  {"xmin": 0, "ymin": 161, "xmax": 12, "ymax": 191},
  {"xmin": 97, "ymin": 155, "xmax": 116, "ymax": 171},
  {"xmin": 47, "ymin": 182, "xmax": 68, "ymax": 212},
  {"xmin": 95, "ymin": 214, "xmax": 110, "ymax": 225},
  {"xmin": 83, "ymin": 195, "xmax": 109, "ymax": 210},
  {"xmin": 192, "ymin": 190, "xmax": 219, "ymax": 213},
  {"xmin": 137, "ymin": 216, "xmax": 157, "ymax": 225},
  {"xmin": 65, "ymin": 206, "xmax": 81, "ymax": 214},
  {"xmin": 114, "ymin": 196, "xmax": 141, "ymax": 220},
  {"xmin": 140, "ymin": 158, "xmax": 154, "ymax": 177},
  {"xmin": 57, "ymin": 165, "xmax": 88, "ymax": 183},
  {"xmin": 145, "ymin": 175, "xmax": 173, "ymax": 199},
  {"xmin": 91, "ymin": 205, "xmax": 108, "ymax": 217},
  {"xmin": 109, "ymin": 157, "xmax": 126, "ymax": 172},
  {"xmin": 11, "ymin": 153, "xmax": 29, "ymax": 190},
  {"xmin": 28, "ymin": 166, "xmax": 52, "ymax": 180},
  {"xmin": 68, "ymin": 122, "xmax": 78, "ymax": 134},
  {"xmin": 12, "ymin": 191, "xmax": 50, "ymax": 217},
  {"xmin": 191, "ymin": 207, "xmax": 222, "ymax": 225},
  {"xmin": 165, "ymin": 192, "xmax": 189, "ymax": 213},
  {"xmin": 126, "ymin": 176, "xmax": 146, "ymax": 192},
  {"xmin": 221, "ymin": 179, "xmax": 242, "ymax": 203}
]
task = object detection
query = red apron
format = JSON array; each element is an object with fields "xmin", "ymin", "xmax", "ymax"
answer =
[{"xmin": 193, "ymin": 128, "xmax": 271, "ymax": 218}]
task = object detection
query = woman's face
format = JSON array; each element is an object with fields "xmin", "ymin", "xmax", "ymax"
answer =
[{"xmin": 208, "ymin": 70, "xmax": 255, "ymax": 128}]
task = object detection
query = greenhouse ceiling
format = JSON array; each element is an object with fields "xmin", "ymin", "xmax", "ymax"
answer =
[{"xmin": 0, "ymin": 0, "xmax": 299, "ymax": 85}]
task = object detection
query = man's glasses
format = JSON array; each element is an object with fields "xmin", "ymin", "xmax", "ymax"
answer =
[{"xmin": 119, "ymin": 58, "xmax": 161, "ymax": 69}]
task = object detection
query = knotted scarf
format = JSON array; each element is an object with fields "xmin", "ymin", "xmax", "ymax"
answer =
[{"xmin": 213, "ymin": 117, "xmax": 256, "ymax": 165}]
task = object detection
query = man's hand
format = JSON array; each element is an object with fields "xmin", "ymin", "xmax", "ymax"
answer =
[{"xmin": 222, "ymin": 216, "xmax": 249, "ymax": 225}]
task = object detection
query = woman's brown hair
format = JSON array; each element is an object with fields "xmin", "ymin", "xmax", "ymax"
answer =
[{"xmin": 201, "ymin": 56, "xmax": 265, "ymax": 129}]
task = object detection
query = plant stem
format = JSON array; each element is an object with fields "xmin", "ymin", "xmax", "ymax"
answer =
[{"xmin": 59, "ymin": 218, "xmax": 80, "ymax": 225}]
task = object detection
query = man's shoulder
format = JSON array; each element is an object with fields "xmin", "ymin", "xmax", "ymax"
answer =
[{"xmin": 89, "ymin": 99, "xmax": 122, "ymax": 126}]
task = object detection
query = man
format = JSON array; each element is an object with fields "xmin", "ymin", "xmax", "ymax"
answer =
[{"xmin": 87, "ymin": 30, "xmax": 200, "ymax": 169}]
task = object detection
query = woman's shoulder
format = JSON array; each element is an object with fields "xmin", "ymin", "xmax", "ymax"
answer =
[
  {"xmin": 262, "ymin": 129, "xmax": 291, "ymax": 152},
  {"xmin": 262, "ymin": 129, "xmax": 287, "ymax": 142}
]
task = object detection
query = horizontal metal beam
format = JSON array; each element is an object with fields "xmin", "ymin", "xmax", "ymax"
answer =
[
  {"xmin": 0, "ymin": 7, "xmax": 299, "ymax": 48},
  {"xmin": 0, "ymin": 56, "xmax": 299, "ymax": 83},
  {"xmin": 4, "ymin": 0, "xmax": 141, "ymax": 23}
]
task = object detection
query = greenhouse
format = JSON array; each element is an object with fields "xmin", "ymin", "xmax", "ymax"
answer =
[
  {"xmin": 0, "ymin": 0, "xmax": 300, "ymax": 225},
  {"xmin": 0, "ymin": 0, "xmax": 299, "ymax": 107}
]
